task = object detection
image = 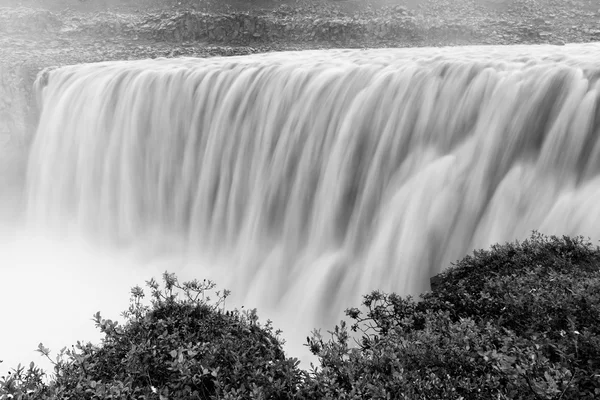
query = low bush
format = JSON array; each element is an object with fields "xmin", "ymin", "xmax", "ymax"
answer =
[
  {"xmin": 302, "ymin": 232, "xmax": 600, "ymax": 399},
  {"xmin": 1, "ymin": 273, "xmax": 306, "ymax": 399}
]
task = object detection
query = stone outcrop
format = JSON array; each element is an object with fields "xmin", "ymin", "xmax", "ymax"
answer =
[
  {"xmin": 0, "ymin": 7, "xmax": 62, "ymax": 34},
  {"xmin": 138, "ymin": 11, "xmax": 425, "ymax": 44}
]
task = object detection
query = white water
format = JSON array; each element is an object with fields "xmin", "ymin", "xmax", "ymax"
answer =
[{"xmin": 2, "ymin": 43, "xmax": 600, "ymax": 376}]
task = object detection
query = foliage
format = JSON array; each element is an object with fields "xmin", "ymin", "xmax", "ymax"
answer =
[
  {"xmin": 0, "ymin": 362, "xmax": 51, "ymax": 400},
  {"xmin": 302, "ymin": 232, "xmax": 600, "ymax": 399},
  {"xmin": 1, "ymin": 272, "xmax": 306, "ymax": 399}
]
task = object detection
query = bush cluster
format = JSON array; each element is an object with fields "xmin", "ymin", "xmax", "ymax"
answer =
[
  {"xmin": 2, "ymin": 232, "xmax": 600, "ymax": 399},
  {"xmin": 304, "ymin": 232, "xmax": 600, "ymax": 399},
  {"xmin": 1, "ymin": 274, "xmax": 306, "ymax": 399}
]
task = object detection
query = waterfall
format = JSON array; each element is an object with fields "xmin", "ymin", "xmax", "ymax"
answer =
[{"xmin": 4, "ymin": 43, "xmax": 600, "ymax": 372}]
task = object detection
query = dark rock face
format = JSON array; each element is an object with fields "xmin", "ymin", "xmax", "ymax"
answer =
[{"xmin": 430, "ymin": 273, "xmax": 444, "ymax": 292}]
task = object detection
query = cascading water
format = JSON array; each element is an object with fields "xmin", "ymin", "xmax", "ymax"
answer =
[{"xmin": 2, "ymin": 43, "xmax": 600, "ymax": 374}]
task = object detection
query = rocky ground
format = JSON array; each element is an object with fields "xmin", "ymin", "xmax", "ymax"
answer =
[{"xmin": 0, "ymin": 0, "xmax": 599, "ymax": 141}]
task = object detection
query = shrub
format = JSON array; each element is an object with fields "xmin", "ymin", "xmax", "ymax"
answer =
[
  {"xmin": 0, "ymin": 362, "xmax": 50, "ymax": 400},
  {"xmin": 1, "ymin": 272, "xmax": 306, "ymax": 400},
  {"xmin": 302, "ymin": 232, "xmax": 600, "ymax": 399},
  {"xmin": 422, "ymin": 232, "xmax": 600, "ymax": 390}
]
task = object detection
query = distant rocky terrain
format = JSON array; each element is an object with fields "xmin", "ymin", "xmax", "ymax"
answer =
[{"xmin": 0, "ymin": 0, "xmax": 599, "ymax": 141}]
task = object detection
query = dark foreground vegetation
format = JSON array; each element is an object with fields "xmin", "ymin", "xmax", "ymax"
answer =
[{"xmin": 1, "ymin": 232, "xmax": 600, "ymax": 399}]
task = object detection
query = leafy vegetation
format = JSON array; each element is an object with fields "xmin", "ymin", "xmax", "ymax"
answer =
[
  {"xmin": 304, "ymin": 232, "xmax": 600, "ymax": 399},
  {"xmin": 2, "ymin": 232, "xmax": 600, "ymax": 399},
  {"xmin": 0, "ymin": 274, "xmax": 306, "ymax": 399}
]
